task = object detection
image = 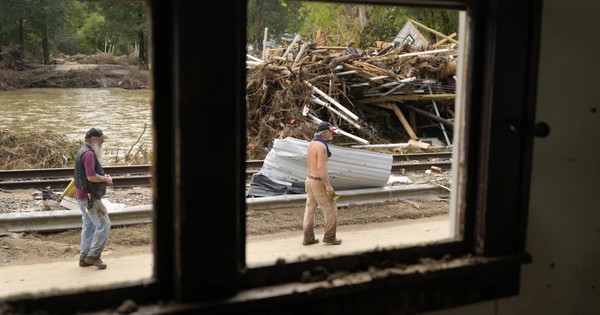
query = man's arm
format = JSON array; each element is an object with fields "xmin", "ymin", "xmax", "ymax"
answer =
[
  {"xmin": 82, "ymin": 151, "xmax": 113, "ymax": 185},
  {"xmin": 88, "ymin": 173, "xmax": 112, "ymax": 185}
]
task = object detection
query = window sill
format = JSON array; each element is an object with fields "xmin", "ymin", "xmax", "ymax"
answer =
[{"xmin": 135, "ymin": 254, "xmax": 532, "ymax": 314}]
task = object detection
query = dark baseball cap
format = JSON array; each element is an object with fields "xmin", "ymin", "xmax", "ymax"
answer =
[
  {"xmin": 317, "ymin": 121, "xmax": 335, "ymax": 132},
  {"xmin": 85, "ymin": 127, "xmax": 107, "ymax": 139}
]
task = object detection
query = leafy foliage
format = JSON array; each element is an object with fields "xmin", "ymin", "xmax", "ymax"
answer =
[
  {"xmin": 247, "ymin": 0, "xmax": 458, "ymax": 49},
  {"xmin": 247, "ymin": 0, "xmax": 303, "ymax": 48},
  {"xmin": 78, "ymin": 12, "xmax": 107, "ymax": 54},
  {"xmin": 0, "ymin": 0, "xmax": 148, "ymax": 63}
]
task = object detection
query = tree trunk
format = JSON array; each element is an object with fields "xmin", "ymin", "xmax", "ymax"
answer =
[
  {"xmin": 138, "ymin": 30, "xmax": 148, "ymax": 70},
  {"xmin": 358, "ymin": 5, "xmax": 368, "ymax": 29},
  {"xmin": 18, "ymin": 18, "xmax": 24, "ymax": 48},
  {"xmin": 42, "ymin": 24, "xmax": 50, "ymax": 65}
]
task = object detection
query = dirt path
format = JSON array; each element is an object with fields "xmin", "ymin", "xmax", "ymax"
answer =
[
  {"xmin": 0, "ymin": 186, "xmax": 452, "ymax": 298},
  {"xmin": 0, "ymin": 215, "xmax": 450, "ymax": 299},
  {"xmin": 247, "ymin": 215, "xmax": 451, "ymax": 267}
]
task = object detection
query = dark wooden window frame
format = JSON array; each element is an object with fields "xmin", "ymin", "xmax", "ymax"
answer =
[{"xmin": 4, "ymin": 0, "xmax": 542, "ymax": 313}]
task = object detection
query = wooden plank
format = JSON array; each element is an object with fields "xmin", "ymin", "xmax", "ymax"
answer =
[
  {"xmin": 400, "ymin": 103, "xmax": 454, "ymax": 128},
  {"xmin": 314, "ymin": 46, "xmax": 347, "ymax": 50},
  {"xmin": 390, "ymin": 103, "xmax": 418, "ymax": 140},
  {"xmin": 433, "ymin": 32, "xmax": 457, "ymax": 47},
  {"xmin": 409, "ymin": 19, "xmax": 459, "ymax": 45},
  {"xmin": 408, "ymin": 139, "xmax": 431, "ymax": 149}
]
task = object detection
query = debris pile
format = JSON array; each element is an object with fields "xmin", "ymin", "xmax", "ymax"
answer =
[
  {"xmin": 0, "ymin": 130, "xmax": 79, "ymax": 170},
  {"xmin": 246, "ymin": 20, "xmax": 458, "ymax": 160}
]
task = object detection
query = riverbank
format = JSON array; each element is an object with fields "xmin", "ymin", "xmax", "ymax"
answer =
[
  {"xmin": 0, "ymin": 63, "xmax": 150, "ymax": 90},
  {"xmin": 0, "ymin": 125, "xmax": 151, "ymax": 171}
]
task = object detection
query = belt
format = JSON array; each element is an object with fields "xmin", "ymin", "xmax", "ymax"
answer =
[{"xmin": 308, "ymin": 175, "xmax": 322, "ymax": 180}]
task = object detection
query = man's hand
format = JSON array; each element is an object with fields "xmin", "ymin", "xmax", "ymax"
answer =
[
  {"xmin": 326, "ymin": 184, "xmax": 334, "ymax": 196},
  {"xmin": 105, "ymin": 174, "xmax": 113, "ymax": 186}
]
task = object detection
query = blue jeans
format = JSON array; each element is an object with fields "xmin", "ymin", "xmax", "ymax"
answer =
[{"xmin": 77, "ymin": 198, "xmax": 111, "ymax": 259}]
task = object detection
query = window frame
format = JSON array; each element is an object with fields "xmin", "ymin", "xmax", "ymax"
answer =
[{"xmin": 4, "ymin": 0, "xmax": 542, "ymax": 313}]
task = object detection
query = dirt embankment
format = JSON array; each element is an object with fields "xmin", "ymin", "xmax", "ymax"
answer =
[
  {"xmin": 0, "ymin": 63, "xmax": 150, "ymax": 90},
  {"xmin": 0, "ymin": 52, "xmax": 150, "ymax": 90}
]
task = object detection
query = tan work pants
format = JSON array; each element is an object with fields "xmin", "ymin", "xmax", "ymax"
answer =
[{"xmin": 303, "ymin": 177, "xmax": 338, "ymax": 242}]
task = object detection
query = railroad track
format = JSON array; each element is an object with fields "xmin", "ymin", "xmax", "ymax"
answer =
[
  {"xmin": 0, "ymin": 152, "xmax": 452, "ymax": 190},
  {"xmin": 0, "ymin": 184, "xmax": 450, "ymax": 233},
  {"xmin": 0, "ymin": 165, "xmax": 152, "ymax": 190}
]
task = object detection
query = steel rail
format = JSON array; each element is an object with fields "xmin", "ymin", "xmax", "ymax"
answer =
[
  {"xmin": 0, "ymin": 153, "xmax": 452, "ymax": 190},
  {"xmin": 0, "ymin": 184, "xmax": 449, "ymax": 233},
  {"xmin": 0, "ymin": 175, "xmax": 152, "ymax": 190},
  {"xmin": 0, "ymin": 165, "xmax": 149, "ymax": 180}
]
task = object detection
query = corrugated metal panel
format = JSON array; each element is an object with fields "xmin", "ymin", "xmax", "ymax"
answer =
[
  {"xmin": 246, "ymin": 173, "xmax": 305, "ymax": 197},
  {"xmin": 259, "ymin": 137, "xmax": 392, "ymax": 191}
]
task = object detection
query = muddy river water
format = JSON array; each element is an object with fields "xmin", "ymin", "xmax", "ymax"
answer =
[{"xmin": 0, "ymin": 88, "xmax": 152, "ymax": 155}]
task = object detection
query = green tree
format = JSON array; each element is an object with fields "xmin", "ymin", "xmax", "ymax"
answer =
[
  {"xmin": 24, "ymin": 0, "xmax": 83, "ymax": 64},
  {"xmin": 297, "ymin": 2, "xmax": 342, "ymax": 44},
  {"xmin": 296, "ymin": 3, "xmax": 408, "ymax": 48},
  {"xmin": 1, "ymin": 0, "xmax": 147, "ymax": 65},
  {"xmin": 55, "ymin": 1, "xmax": 85, "ymax": 55},
  {"xmin": 408, "ymin": 8, "xmax": 459, "ymax": 43},
  {"xmin": 247, "ymin": 0, "xmax": 302, "ymax": 51},
  {"xmin": 0, "ymin": 0, "xmax": 33, "ymax": 49},
  {"xmin": 78, "ymin": 12, "xmax": 107, "ymax": 54},
  {"xmin": 361, "ymin": 6, "xmax": 410, "ymax": 45},
  {"xmin": 0, "ymin": 0, "xmax": 83, "ymax": 64},
  {"xmin": 92, "ymin": 1, "xmax": 149, "ymax": 68},
  {"xmin": 245, "ymin": 1, "xmax": 458, "ymax": 50}
]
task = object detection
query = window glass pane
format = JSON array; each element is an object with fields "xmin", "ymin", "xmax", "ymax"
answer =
[
  {"xmin": 0, "ymin": 0, "xmax": 154, "ymax": 298},
  {"xmin": 245, "ymin": 0, "xmax": 466, "ymax": 267}
]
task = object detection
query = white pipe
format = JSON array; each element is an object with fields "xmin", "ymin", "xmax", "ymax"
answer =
[
  {"xmin": 304, "ymin": 80, "xmax": 359, "ymax": 121},
  {"xmin": 307, "ymin": 114, "xmax": 369, "ymax": 144},
  {"xmin": 262, "ymin": 27, "xmax": 269, "ymax": 60},
  {"xmin": 280, "ymin": 34, "xmax": 300, "ymax": 63},
  {"xmin": 247, "ymin": 54, "xmax": 263, "ymax": 63},
  {"xmin": 311, "ymin": 96, "xmax": 362, "ymax": 129}
]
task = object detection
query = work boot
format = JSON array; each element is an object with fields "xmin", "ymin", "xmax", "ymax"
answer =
[
  {"xmin": 323, "ymin": 238, "xmax": 342, "ymax": 245},
  {"xmin": 302, "ymin": 238, "xmax": 319, "ymax": 246},
  {"xmin": 84, "ymin": 256, "xmax": 107, "ymax": 269},
  {"xmin": 79, "ymin": 259, "xmax": 93, "ymax": 267}
]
